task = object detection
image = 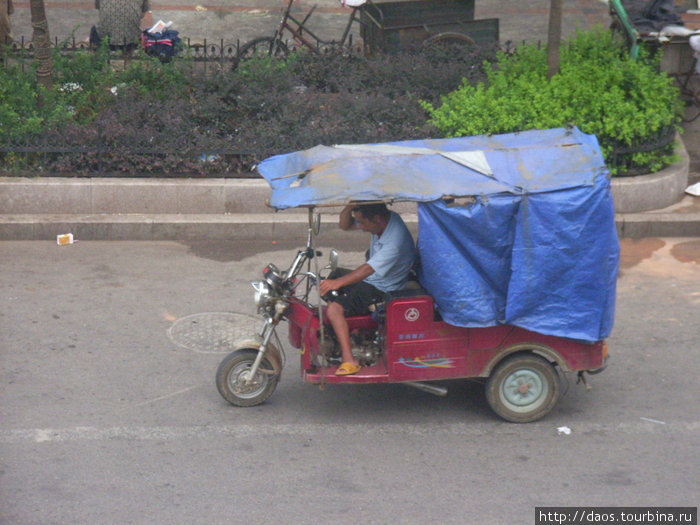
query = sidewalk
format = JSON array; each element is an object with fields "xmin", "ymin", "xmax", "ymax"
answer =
[
  {"xmin": 2, "ymin": 165, "xmax": 699, "ymax": 240},
  {"xmin": 9, "ymin": 0, "xmax": 615, "ymax": 47},
  {"xmin": 3, "ymin": 0, "xmax": 700, "ymax": 240}
]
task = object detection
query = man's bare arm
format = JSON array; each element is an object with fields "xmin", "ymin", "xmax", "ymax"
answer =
[{"xmin": 338, "ymin": 205, "xmax": 358, "ymax": 231}]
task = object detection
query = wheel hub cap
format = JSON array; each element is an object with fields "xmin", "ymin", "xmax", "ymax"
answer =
[
  {"xmin": 229, "ymin": 364, "xmax": 267, "ymax": 398},
  {"xmin": 502, "ymin": 368, "xmax": 545, "ymax": 407},
  {"xmin": 517, "ymin": 380, "xmax": 531, "ymax": 395}
]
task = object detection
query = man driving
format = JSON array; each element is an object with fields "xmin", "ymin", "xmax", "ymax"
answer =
[{"xmin": 320, "ymin": 203, "xmax": 415, "ymax": 376}]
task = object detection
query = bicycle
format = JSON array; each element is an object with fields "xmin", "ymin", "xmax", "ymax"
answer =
[{"xmin": 233, "ymin": 0, "xmax": 366, "ymax": 69}]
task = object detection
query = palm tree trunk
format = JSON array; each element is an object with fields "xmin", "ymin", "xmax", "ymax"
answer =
[
  {"xmin": 547, "ymin": 0, "xmax": 563, "ymax": 79},
  {"xmin": 29, "ymin": 0, "xmax": 53, "ymax": 91}
]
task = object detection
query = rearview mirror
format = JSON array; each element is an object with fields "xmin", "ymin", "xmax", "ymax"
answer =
[
  {"xmin": 329, "ymin": 249, "xmax": 339, "ymax": 273},
  {"xmin": 309, "ymin": 212, "xmax": 321, "ymax": 235}
]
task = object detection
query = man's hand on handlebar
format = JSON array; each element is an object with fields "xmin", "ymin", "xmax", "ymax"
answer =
[
  {"xmin": 321, "ymin": 263, "xmax": 374, "ymax": 297},
  {"xmin": 320, "ymin": 279, "xmax": 340, "ymax": 296}
]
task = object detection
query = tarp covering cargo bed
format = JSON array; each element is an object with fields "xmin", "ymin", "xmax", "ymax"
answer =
[{"xmin": 257, "ymin": 127, "xmax": 619, "ymax": 342}]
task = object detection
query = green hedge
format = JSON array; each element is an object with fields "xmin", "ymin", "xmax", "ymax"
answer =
[
  {"xmin": 1, "ymin": 30, "xmax": 684, "ymax": 176},
  {"xmin": 0, "ymin": 42, "xmax": 495, "ymax": 176},
  {"xmin": 422, "ymin": 28, "xmax": 684, "ymax": 176}
]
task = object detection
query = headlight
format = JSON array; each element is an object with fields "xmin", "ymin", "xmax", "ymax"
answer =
[
  {"xmin": 263, "ymin": 263, "xmax": 284, "ymax": 289},
  {"xmin": 252, "ymin": 280, "xmax": 271, "ymax": 310}
]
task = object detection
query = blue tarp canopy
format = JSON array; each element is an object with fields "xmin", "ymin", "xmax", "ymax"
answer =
[{"xmin": 258, "ymin": 127, "xmax": 619, "ymax": 342}]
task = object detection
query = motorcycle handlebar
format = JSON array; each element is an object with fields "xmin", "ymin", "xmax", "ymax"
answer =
[{"xmin": 287, "ymin": 248, "xmax": 325, "ymax": 278}]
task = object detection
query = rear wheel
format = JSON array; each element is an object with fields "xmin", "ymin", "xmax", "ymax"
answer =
[
  {"xmin": 233, "ymin": 37, "xmax": 289, "ymax": 70},
  {"xmin": 485, "ymin": 354, "xmax": 560, "ymax": 423},
  {"xmin": 423, "ymin": 32, "xmax": 475, "ymax": 48},
  {"xmin": 216, "ymin": 348, "xmax": 279, "ymax": 406}
]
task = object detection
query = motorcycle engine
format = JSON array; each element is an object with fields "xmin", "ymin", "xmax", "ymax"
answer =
[
  {"xmin": 319, "ymin": 328, "xmax": 382, "ymax": 367},
  {"xmin": 351, "ymin": 329, "xmax": 382, "ymax": 366}
]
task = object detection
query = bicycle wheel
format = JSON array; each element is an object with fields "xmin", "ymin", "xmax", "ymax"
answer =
[
  {"xmin": 232, "ymin": 37, "xmax": 289, "ymax": 70},
  {"xmin": 423, "ymin": 32, "xmax": 475, "ymax": 49}
]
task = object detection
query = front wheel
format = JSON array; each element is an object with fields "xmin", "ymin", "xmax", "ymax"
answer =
[
  {"xmin": 485, "ymin": 354, "xmax": 560, "ymax": 423},
  {"xmin": 216, "ymin": 348, "xmax": 279, "ymax": 407}
]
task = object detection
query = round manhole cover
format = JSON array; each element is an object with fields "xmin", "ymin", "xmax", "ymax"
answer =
[{"xmin": 167, "ymin": 312, "xmax": 260, "ymax": 354}]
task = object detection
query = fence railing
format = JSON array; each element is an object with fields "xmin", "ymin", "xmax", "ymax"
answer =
[
  {"xmin": 3, "ymin": 36, "xmax": 244, "ymax": 74},
  {"xmin": 9, "ymin": 38, "xmax": 669, "ymax": 178},
  {"xmin": 1, "ymin": 38, "xmax": 262, "ymax": 176},
  {"xmin": 0, "ymin": 124, "xmax": 263, "ymax": 177}
]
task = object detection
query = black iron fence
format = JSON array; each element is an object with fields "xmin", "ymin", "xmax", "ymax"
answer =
[
  {"xmin": 2, "ymin": 35, "xmax": 243, "ymax": 75},
  {"xmin": 1, "ymin": 37, "xmax": 262, "ymax": 176},
  {"xmin": 2, "ymin": 38, "xmax": 489, "ymax": 177},
  {"xmin": 1, "ymin": 37, "xmax": 679, "ymax": 177},
  {"xmin": 0, "ymin": 123, "xmax": 262, "ymax": 178}
]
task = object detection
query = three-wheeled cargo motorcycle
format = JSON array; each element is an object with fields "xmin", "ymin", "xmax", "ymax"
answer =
[{"xmin": 216, "ymin": 127, "xmax": 619, "ymax": 423}]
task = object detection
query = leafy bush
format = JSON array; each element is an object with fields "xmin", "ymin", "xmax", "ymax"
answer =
[
  {"xmin": 1, "ymin": 41, "xmax": 191, "ymax": 136},
  {"xmin": 207, "ymin": 44, "xmax": 496, "ymax": 155},
  {"xmin": 0, "ymin": 63, "xmax": 72, "ymax": 140},
  {"xmin": 1, "ymin": 42, "xmax": 497, "ymax": 176},
  {"xmin": 422, "ymin": 28, "xmax": 684, "ymax": 175},
  {"xmin": 285, "ymin": 44, "xmax": 493, "ymax": 105}
]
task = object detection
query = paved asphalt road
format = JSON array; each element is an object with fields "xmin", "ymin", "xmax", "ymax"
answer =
[{"xmin": 1, "ymin": 237, "xmax": 698, "ymax": 524}]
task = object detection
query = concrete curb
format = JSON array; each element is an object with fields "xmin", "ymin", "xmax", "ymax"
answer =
[
  {"xmin": 0, "ymin": 178, "xmax": 275, "ymax": 215},
  {"xmin": 1, "ymin": 135, "xmax": 699, "ymax": 239},
  {"xmin": 609, "ymin": 134, "xmax": 689, "ymax": 213},
  {"xmin": 3, "ymin": 201, "xmax": 700, "ymax": 241},
  {"xmin": 0, "ymin": 177, "xmax": 420, "ymax": 216},
  {"xmin": 615, "ymin": 195, "xmax": 700, "ymax": 237},
  {"xmin": 3, "ymin": 207, "xmax": 700, "ymax": 240},
  {"xmin": 0, "ymin": 213, "xmax": 422, "ymax": 241}
]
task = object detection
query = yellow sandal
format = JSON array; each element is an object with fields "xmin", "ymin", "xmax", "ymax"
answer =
[{"xmin": 335, "ymin": 362, "xmax": 361, "ymax": 376}]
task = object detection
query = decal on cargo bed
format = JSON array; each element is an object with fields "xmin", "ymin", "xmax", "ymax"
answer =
[{"xmin": 398, "ymin": 355, "xmax": 455, "ymax": 368}]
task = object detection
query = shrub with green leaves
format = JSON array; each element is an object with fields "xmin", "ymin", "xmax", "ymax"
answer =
[
  {"xmin": 1, "ymin": 42, "xmax": 496, "ymax": 175},
  {"xmin": 209, "ymin": 44, "xmax": 496, "ymax": 155},
  {"xmin": 422, "ymin": 28, "xmax": 684, "ymax": 175},
  {"xmin": 0, "ymin": 63, "xmax": 77, "ymax": 141},
  {"xmin": 1, "ymin": 42, "xmax": 192, "ymax": 138}
]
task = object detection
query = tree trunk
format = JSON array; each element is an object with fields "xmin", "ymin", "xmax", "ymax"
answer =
[
  {"xmin": 547, "ymin": 0, "xmax": 563, "ymax": 79},
  {"xmin": 29, "ymin": 0, "xmax": 53, "ymax": 92}
]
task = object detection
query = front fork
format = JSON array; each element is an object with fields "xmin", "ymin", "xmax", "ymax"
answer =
[
  {"xmin": 244, "ymin": 301, "xmax": 286, "ymax": 384},
  {"xmin": 243, "ymin": 320, "xmax": 274, "ymax": 385},
  {"xmin": 245, "ymin": 208, "xmax": 322, "ymax": 384}
]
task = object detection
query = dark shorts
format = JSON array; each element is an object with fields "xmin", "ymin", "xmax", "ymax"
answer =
[{"xmin": 327, "ymin": 268, "xmax": 385, "ymax": 317}]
